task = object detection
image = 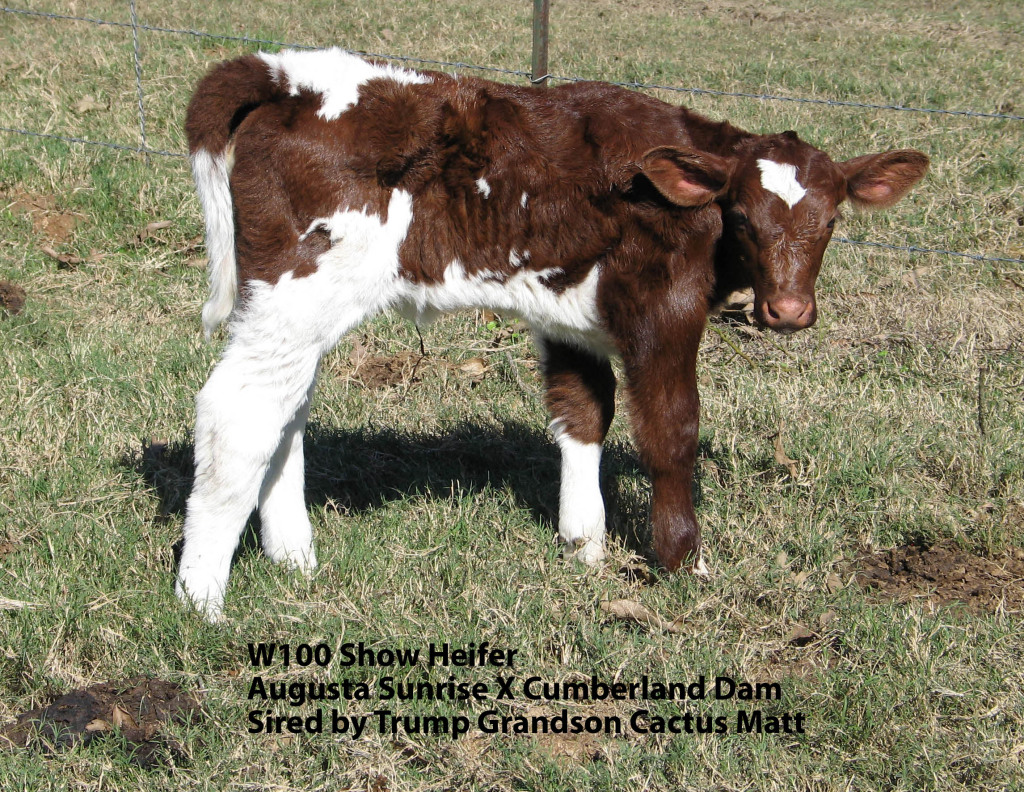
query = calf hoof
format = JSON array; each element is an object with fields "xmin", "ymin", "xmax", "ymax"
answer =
[
  {"xmin": 175, "ymin": 580, "xmax": 225, "ymax": 623},
  {"xmin": 566, "ymin": 537, "xmax": 606, "ymax": 567},
  {"xmin": 271, "ymin": 546, "xmax": 318, "ymax": 576},
  {"xmin": 690, "ymin": 554, "xmax": 711, "ymax": 577}
]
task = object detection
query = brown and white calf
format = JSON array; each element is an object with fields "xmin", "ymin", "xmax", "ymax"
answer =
[{"xmin": 177, "ymin": 48, "xmax": 928, "ymax": 618}]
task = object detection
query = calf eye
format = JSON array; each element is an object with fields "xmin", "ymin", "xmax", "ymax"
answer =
[
  {"xmin": 731, "ymin": 212, "xmax": 754, "ymax": 236},
  {"xmin": 826, "ymin": 217, "xmax": 837, "ymax": 229}
]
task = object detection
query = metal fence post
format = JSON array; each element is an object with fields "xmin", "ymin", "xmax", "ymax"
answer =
[
  {"xmin": 129, "ymin": 0, "xmax": 150, "ymax": 162},
  {"xmin": 532, "ymin": 0, "xmax": 550, "ymax": 85}
]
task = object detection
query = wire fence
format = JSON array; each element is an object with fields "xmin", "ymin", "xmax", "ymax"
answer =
[{"xmin": 2, "ymin": 3, "xmax": 1022, "ymax": 267}]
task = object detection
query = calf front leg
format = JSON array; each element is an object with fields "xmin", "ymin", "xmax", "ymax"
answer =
[
  {"xmin": 538, "ymin": 336, "xmax": 616, "ymax": 565},
  {"xmin": 621, "ymin": 321, "xmax": 708, "ymax": 575}
]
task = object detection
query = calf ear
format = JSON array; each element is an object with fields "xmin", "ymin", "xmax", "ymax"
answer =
[
  {"xmin": 641, "ymin": 147, "xmax": 733, "ymax": 207},
  {"xmin": 839, "ymin": 149, "xmax": 929, "ymax": 209}
]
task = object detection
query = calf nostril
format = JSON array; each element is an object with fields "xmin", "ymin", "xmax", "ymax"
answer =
[{"xmin": 764, "ymin": 297, "xmax": 814, "ymax": 328}]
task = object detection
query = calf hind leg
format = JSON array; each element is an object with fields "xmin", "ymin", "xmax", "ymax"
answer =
[
  {"xmin": 538, "ymin": 337, "xmax": 616, "ymax": 565},
  {"xmin": 258, "ymin": 375, "xmax": 318, "ymax": 573},
  {"xmin": 176, "ymin": 278, "xmax": 383, "ymax": 618},
  {"xmin": 176, "ymin": 340, "xmax": 322, "ymax": 619}
]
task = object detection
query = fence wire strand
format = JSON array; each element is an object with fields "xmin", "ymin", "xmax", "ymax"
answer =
[
  {"xmin": 0, "ymin": 124, "xmax": 184, "ymax": 158},
  {"xmin": 5, "ymin": 5, "xmax": 1023, "ymax": 121},
  {"xmin": 2, "ymin": 4, "xmax": 1022, "ymax": 267},
  {"xmin": 562, "ymin": 76, "xmax": 1024, "ymax": 122}
]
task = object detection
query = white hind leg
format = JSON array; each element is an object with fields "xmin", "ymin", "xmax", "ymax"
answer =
[
  {"xmin": 177, "ymin": 188, "xmax": 415, "ymax": 619},
  {"xmin": 176, "ymin": 335, "xmax": 322, "ymax": 620},
  {"xmin": 536, "ymin": 336, "xmax": 617, "ymax": 566},
  {"xmin": 177, "ymin": 288, "xmax": 373, "ymax": 620},
  {"xmin": 258, "ymin": 375, "xmax": 318, "ymax": 573}
]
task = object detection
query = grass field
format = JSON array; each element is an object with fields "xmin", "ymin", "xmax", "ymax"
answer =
[{"xmin": 1, "ymin": 1, "xmax": 1023, "ymax": 790}]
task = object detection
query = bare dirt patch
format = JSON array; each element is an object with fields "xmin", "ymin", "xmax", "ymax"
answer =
[
  {"xmin": 4, "ymin": 189, "xmax": 82, "ymax": 245},
  {"xmin": 341, "ymin": 336, "xmax": 493, "ymax": 390},
  {"xmin": 523, "ymin": 704, "xmax": 619, "ymax": 766},
  {"xmin": 341, "ymin": 336, "xmax": 431, "ymax": 389},
  {"xmin": 350, "ymin": 350, "xmax": 429, "ymax": 389},
  {"xmin": 0, "ymin": 677, "xmax": 201, "ymax": 768},
  {"xmin": 853, "ymin": 544, "xmax": 1024, "ymax": 614}
]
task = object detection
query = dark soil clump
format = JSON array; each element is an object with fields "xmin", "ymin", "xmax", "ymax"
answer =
[
  {"xmin": 854, "ymin": 543, "xmax": 1024, "ymax": 614},
  {"xmin": 0, "ymin": 280, "xmax": 26, "ymax": 315},
  {"xmin": 0, "ymin": 677, "xmax": 201, "ymax": 768}
]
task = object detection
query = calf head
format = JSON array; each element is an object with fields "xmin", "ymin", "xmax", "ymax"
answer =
[{"xmin": 722, "ymin": 132, "xmax": 929, "ymax": 332}]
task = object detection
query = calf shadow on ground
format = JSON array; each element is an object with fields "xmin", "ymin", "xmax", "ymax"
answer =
[{"xmin": 125, "ymin": 421, "xmax": 715, "ymax": 571}]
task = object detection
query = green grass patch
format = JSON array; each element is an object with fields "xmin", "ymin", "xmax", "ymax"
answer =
[{"xmin": 1, "ymin": 1, "xmax": 1022, "ymax": 790}]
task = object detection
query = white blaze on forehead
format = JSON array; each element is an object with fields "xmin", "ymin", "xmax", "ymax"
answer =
[
  {"xmin": 757, "ymin": 158, "xmax": 807, "ymax": 209},
  {"xmin": 476, "ymin": 177, "xmax": 491, "ymax": 198}
]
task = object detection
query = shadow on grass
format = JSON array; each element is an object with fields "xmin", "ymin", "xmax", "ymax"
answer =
[{"xmin": 122, "ymin": 421, "xmax": 715, "ymax": 566}]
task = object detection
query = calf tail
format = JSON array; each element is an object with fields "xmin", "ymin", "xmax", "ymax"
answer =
[
  {"xmin": 185, "ymin": 55, "xmax": 280, "ymax": 337},
  {"xmin": 190, "ymin": 147, "xmax": 236, "ymax": 337}
]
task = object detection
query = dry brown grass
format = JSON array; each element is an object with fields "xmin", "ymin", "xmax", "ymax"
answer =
[{"xmin": 1, "ymin": 1, "xmax": 1022, "ymax": 790}]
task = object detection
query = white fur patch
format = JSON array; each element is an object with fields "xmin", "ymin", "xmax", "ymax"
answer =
[
  {"xmin": 520, "ymin": 192, "xmax": 529, "ymax": 208},
  {"xmin": 396, "ymin": 260, "xmax": 609, "ymax": 351},
  {"xmin": 757, "ymin": 158, "xmax": 807, "ymax": 209},
  {"xmin": 476, "ymin": 178, "xmax": 491, "ymax": 198},
  {"xmin": 191, "ymin": 149, "xmax": 238, "ymax": 337},
  {"xmin": 259, "ymin": 48, "xmax": 430, "ymax": 121},
  {"xmin": 267, "ymin": 190, "xmax": 416, "ymax": 348},
  {"xmin": 552, "ymin": 429, "xmax": 606, "ymax": 565}
]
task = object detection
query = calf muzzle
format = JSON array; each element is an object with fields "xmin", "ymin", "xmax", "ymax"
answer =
[{"xmin": 759, "ymin": 295, "xmax": 816, "ymax": 333}]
